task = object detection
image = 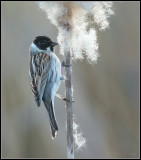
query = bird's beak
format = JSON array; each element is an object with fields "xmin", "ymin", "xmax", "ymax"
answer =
[{"xmin": 51, "ymin": 42, "xmax": 58, "ymax": 46}]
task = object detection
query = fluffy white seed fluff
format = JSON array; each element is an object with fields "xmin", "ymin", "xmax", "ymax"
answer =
[
  {"xmin": 73, "ymin": 121, "xmax": 86, "ymax": 151},
  {"xmin": 64, "ymin": 117, "xmax": 86, "ymax": 151},
  {"xmin": 38, "ymin": 1, "xmax": 114, "ymax": 63}
]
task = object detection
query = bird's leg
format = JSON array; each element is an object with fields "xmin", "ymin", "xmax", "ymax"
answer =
[
  {"xmin": 59, "ymin": 61, "xmax": 74, "ymax": 102},
  {"xmin": 60, "ymin": 76, "xmax": 65, "ymax": 80},
  {"xmin": 62, "ymin": 60, "xmax": 71, "ymax": 68},
  {"xmin": 60, "ymin": 60, "xmax": 71, "ymax": 81},
  {"xmin": 61, "ymin": 61, "xmax": 65, "ymax": 80},
  {"xmin": 62, "ymin": 97, "xmax": 75, "ymax": 103},
  {"xmin": 61, "ymin": 61, "xmax": 65, "ymax": 76},
  {"xmin": 56, "ymin": 94, "xmax": 75, "ymax": 103}
]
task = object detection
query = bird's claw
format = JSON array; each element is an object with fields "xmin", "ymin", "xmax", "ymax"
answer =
[
  {"xmin": 60, "ymin": 76, "xmax": 65, "ymax": 80},
  {"xmin": 56, "ymin": 94, "xmax": 75, "ymax": 103},
  {"xmin": 62, "ymin": 61, "xmax": 71, "ymax": 67},
  {"xmin": 62, "ymin": 98, "xmax": 75, "ymax": 103}
]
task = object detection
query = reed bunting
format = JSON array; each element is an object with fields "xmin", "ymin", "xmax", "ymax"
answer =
[{"xmin": 29, "ymin": 36, "xmax": 64, "ymax": 138}]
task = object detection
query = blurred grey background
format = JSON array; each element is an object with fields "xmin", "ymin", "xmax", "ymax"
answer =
[{"xmin": 1, "ymin": 1, "xmax": 140, "ymax": 159}]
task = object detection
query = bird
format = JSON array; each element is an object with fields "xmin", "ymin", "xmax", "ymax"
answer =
[{"xmin": 29, "ymin": 36, "xmax": 64, "ymax": 138}]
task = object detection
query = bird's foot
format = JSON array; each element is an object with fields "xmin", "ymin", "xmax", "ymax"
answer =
[
  {"xmin": 60, "ymin": 76, "xmax": 68, "ymax": 81},
  {"xmin": 56, "ymin": 94, "xmax": 75, "ymax": 102},
  {"xmin": 60, "ymin": 76, "xmax": 65, "ymax": 80},
  {"xmin": 62, "ymin": 60, "xmax": 71, "ymax": 67},
  {"xmin": 61, "ymin": 61, "xmax": 71, "ymax": 78},
  {"xmin": 62, "ymin": 98, "xmax": 75, "ymax": 103}
]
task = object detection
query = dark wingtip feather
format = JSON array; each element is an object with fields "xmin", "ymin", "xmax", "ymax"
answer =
[
  {"xmin": 36, "ymin": 101, "xmax": 41, "ymax": 107},
  {"xmin": 51, "ymin": 130, "xmax": 58, "ymax": 139}
]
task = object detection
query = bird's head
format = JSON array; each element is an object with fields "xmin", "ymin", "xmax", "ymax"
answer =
[{"xmin": 30, "ymin": 36, "xmax": 58, "ymax": 55}]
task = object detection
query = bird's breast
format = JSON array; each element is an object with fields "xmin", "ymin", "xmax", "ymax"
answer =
[{"xmin": 48, "ymin": 53, "xmax": 61, "ymax": 84}]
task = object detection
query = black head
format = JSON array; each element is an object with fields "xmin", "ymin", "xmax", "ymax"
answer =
[{"xmin": 34, "ymin": 36, "xmax": 58, "ymax": 52}]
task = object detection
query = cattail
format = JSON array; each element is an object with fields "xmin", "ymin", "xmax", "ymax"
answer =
[{"xmin": 38, "ymin": 1, "xmax": 114, "ymax": 158}]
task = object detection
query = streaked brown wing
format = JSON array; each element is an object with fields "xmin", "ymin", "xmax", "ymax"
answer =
[{"xmin": 29, "ymin": 53, "xmax": 50, "ymax": 107}]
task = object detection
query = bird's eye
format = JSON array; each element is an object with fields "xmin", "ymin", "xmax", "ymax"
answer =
[{"xmin": 48, "ymin": 41, "xmax": 52, "ymax": 46}]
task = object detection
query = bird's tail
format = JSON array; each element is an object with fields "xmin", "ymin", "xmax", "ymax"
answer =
[{"xmin": 43, "ymin": 100, "xmax": 58, "ymax": 138}]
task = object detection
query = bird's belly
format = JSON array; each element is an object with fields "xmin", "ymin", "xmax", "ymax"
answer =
[{"xmin": 47, "ymin": 56, "xmax": 61, "ymax": 99}]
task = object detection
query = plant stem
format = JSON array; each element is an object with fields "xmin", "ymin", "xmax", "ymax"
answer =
[{"xmin": 64, "ymin": 45, "xmax": 74, "ymax": 159}]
